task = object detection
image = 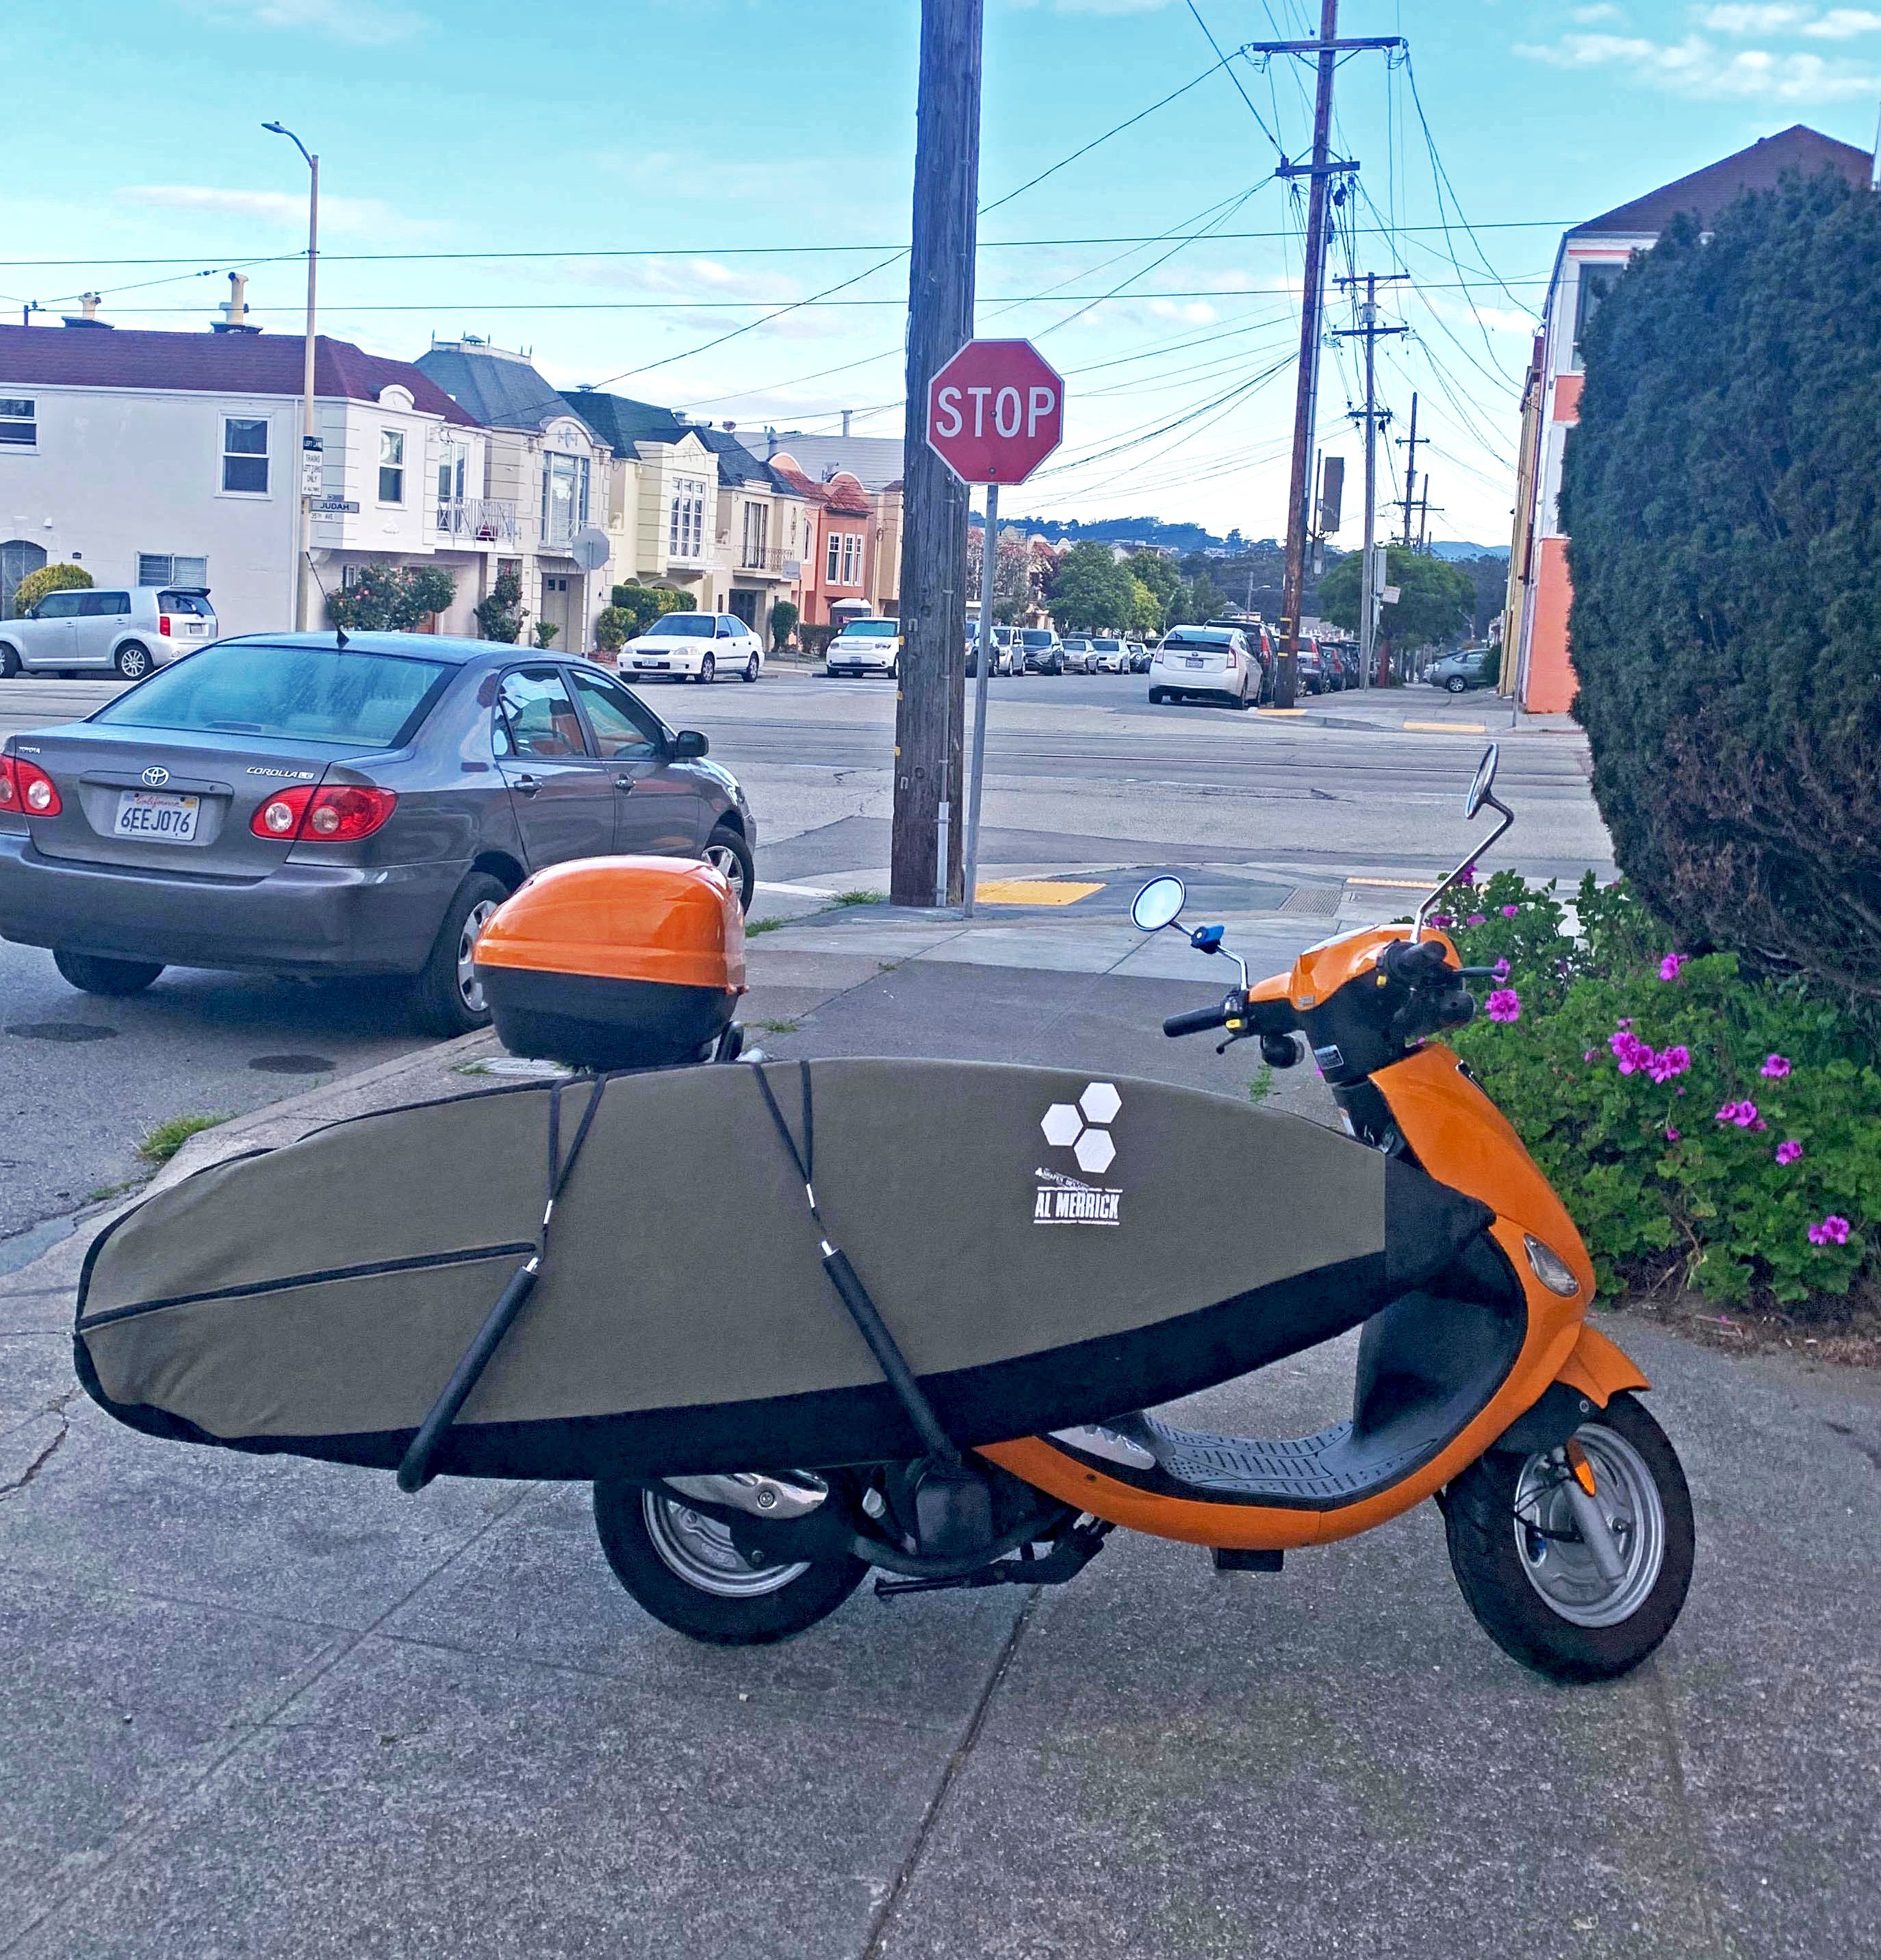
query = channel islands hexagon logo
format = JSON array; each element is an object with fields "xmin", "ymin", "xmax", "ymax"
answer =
[{"xmin": 1034, "ymin": 1083, "xmax": 1123, "ymax": 1225}]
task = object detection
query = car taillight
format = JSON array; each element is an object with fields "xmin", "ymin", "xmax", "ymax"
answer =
[
  {"xmin": 0, "ymin": 754, "xmax": 62, "ymax": 817},
  {"xmin": 159, "ymin": 615, "xmax": 172, "ymax": 637},
  {"xmin": 250, "ymin": 784, "xmax": 397, "ymax": 842}
]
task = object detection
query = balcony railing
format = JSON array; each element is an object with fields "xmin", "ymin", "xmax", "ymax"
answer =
[
  {"xmin": 433, "ymin": 498, "xmax": 518, "ymax": 546},
  {"xmin": 736, "ymin": 546, "xmax": 802, "ymax": 577}
]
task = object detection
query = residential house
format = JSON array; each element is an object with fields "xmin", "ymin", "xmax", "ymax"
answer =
[
  {"xmin": 1503, "ymin": 125, "xmax": 1873, "ymax": 713},
  {"xmin": 414, "ymin": 340, "xmax": 618, "ymax": 651},
  {"xmin": 563, "ymin": 396, "xmax": 808, "ymax": 637},
  {"xmin": 755, "ymin": 429, "xmax": 903, "ymax": 618},
  {"xmin": 768, "ymin": 455, "xmax": 873, "ymax": 628},
  {"xmin": 0, "ymin": 316, "xmax": 486, "ymax": 635}
]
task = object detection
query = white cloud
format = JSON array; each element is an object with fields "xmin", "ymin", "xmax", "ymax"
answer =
[
  {"xmin": 1420, "ymin": 292, "xmax": 1537, "ymax": 337},
  {"xmin": 185, "ymin": 0, "xmax": 424, "ymax": 46},
  {"xmin": 117, "ymin": 184, "xmax": 426, "ymax": 238},
  {"xmin": 1147, "ymin": 298, "xmax": 1219, "ymax": 324},
  {"xmin": 1515, "ymin": 29, "xmax": 1881, "ymax": 98},
  {"xmin": 1570, "ymin": 4, "xmax": 1628, "ymax": 21},
  {"xmin": 1804, "ymin": 7, "xmax": 1881, "ymax": 35},
  {"xmin": 1696, "ymin": 3, "xmax": 1808, "ymax": 28}
]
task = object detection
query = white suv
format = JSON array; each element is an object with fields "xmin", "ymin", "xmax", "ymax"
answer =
[
  {"xmin": 621, "ymin": 611, "xmax": 764, "ymax": 684},
  {"xmin": 826, "ymin": 618, "xmax": 902, "ymax": 678},
  {"xmin": 0, "ymin": 586, "xmax": 217, "ymax": 680}
]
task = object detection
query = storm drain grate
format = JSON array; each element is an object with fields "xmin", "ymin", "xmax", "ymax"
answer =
[
  {"xmin": 247, "ymin": 1054, "xmax": 336, "ymax": 1075},
  {"xmin": 6, "ymin": 1022, "xmax": 119, "ymax": 1042},
  {"xmin": 1279, "ymin": 887, "xmax": 1341, "ymax": 917}
]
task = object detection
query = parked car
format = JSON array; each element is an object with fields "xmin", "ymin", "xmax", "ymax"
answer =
[
  {"xmin": 1060, "ymin": 636, "xmax": 1095, "ymax": 673},
  {"xmin": 1019, "ymin": 628, "xmax": 1065, "ymax": 674},
  {"xmin": 965, "ymin": 622, "xmax": 1020, "ymax": 678},
  {"xmin": 1125, "ymin": 639, "xmax": 1151, "ymax": 674},
  {"xmin": 1296, "ymin": 637, "xmax": 1326, "ymax": 696},
  {"xmin": 622, "ymin": 611, "xmax": 764, "ymax": 685},
  {"xmin": 0, "ymin": 633, "xmax": 756, "ymax": 1037},
  {"xmin": 1088, "ymin": 637, "xmax": 1129, "ymax": 674},
  {"xmin": 1426, "ymin": 646, "xmax": 1500, "ymax": 693},
  {"xmin": 1148, "ymin": 626, "xmax": 1255, "ymax": 709},
  {"xmin": 826, "ymin": 618, "xmax": 903, "ymax": 678},
  {"xmin": 0, "ymin": 586, "xmax": 217, "ymax": 681}
]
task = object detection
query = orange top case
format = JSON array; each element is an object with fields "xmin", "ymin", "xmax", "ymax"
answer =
[{"xmin": 474, "ymin": 856, "xmax": 747, "ymax": 995}]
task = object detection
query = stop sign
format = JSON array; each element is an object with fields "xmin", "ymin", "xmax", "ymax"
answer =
[{"xmin": 925, "ymin": 339, "xmax": 1065, "ymax": 485}]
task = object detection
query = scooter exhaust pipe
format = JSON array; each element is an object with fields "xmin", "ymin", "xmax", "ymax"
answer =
[{"xmin": 661, "ymin": 1471, "xmax": 828, "ymax": 1520}]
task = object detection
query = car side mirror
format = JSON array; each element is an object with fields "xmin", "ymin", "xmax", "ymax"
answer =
[{"xmin": 671, "ymin": 730, "xmax": 709, "ymax": 759}]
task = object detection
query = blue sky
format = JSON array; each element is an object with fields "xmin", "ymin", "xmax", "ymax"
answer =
[{"xmin": 4, "ymin": 1, "xmax": 1878, "ymax": 546}]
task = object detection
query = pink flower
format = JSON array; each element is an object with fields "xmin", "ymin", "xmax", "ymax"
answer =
[
  {"xmin": 1430, "ymin": 913, "xmax": 1453, "ymax": 929},
  {"xmin": 1715, "ymin": 1100, "xmax": 1761, "ymax": 1129},
  {"xmin": 1807, "ymin": 1214, "xmax": 1852, "ymax": 1247},
  {"xmin": 1646, "ymin": 1044, "xmax": 1691, "ymax": 1084},
  {"xmin": 1500, "ymin": 904, "xmax": 1520, "ymax": 917},
  {"xmin": 1583, "ymin": 1048, "xmax": 1598, "ymax": 1062},
  {"xmin": 1664, "ymin": 1125, "xmax": 1680, "ymax": 1142},
  {"xmin": 1455, "ymin": 863, "xmax": 1476, "ymax": 888},
  {"xmin": 1466, "ymin": 913, "xmax": 1487, "ymax": 927},
  {"xmin": 1610, "ymin": 1030, "xmax": 1654, "ymax": 1074},
  {"xmin": 1759, "ymin": 1054, "xmax": 1791, "ymax": 1080},
  {"xmin": 1775, "ymin": 1140, "xmax": 1803, "ymax": 1166},
  {"xmin": 1493, "ymin": 958, "xmax": 1510, "ymax": 980},
  {"xmin": 1485, "ymin": 988, "xmax": 1521, "ymax": 1023},
  {"xmin": 1659, "ymin": 954, "xmax": 1686, "ymax": 981}
]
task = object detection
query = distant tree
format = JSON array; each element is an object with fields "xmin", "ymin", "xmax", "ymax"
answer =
[
  {"xmin": 609, "ymin": 583, "xmax": 690, "ymax": 637},
  {"xmin": 13, "ymin": 563, "xmax": 90, "ymax": 615},
  {"xmin": 1184, "ymin": 571, "xmax": 1228, "ymax": 622},
  {"xmin": 1049, "ymin": 542, "xmax": 1138, "ymax": 631},
  {"xmin": 1455, "ymin": 553, "xmax": 1511, "ymax": 639},
  {"xmin": 326, "ymin": 563, "xmax": 457, "ymax": 633},
  {"xmin": 1125, "ymin": 548, "xmax": 1179, "ymax": 614},
  {"xmin": 991, "ymin": 533, "xmax": 1034, "ymax": 623},
  {"xmin": 1317, "ymin": 546, "xmax": 1471, "ymax": 652},
  {"xmin": 474, "ymin": 571, "xmax": 526, "ymax": 644},
  {"xmin": 768, "ymin": 598, "xmax": 799, "ymax": 651}
]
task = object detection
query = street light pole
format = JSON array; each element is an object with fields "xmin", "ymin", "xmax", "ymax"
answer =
[{"xmin": 264, "ymin": 122, "xmax": 318, "ymax": 633}]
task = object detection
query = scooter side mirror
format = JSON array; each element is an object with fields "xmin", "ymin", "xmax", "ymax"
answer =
[
  {"xmin": 1131, "ymin": 876, "xmax": 1187, "ymax": 932},
  {"xmin": 1464, "ymin": 742, "xmax": 1500, "ymax": 819}
]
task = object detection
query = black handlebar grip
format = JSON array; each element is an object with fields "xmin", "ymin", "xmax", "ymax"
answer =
[{"xmin": 1163, "ymin": 1000, "xmax": 1233, "ymax": 1038}]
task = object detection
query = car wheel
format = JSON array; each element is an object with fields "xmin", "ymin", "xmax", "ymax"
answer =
[
  {"xmin": 743, "ymin": 654, "xmax": 760, "ymax": 683},
  {"xmin": 1446, "ymin": 676, "xmax": 1468, "ymax": 693},
  {"xmin": 53, "ymin": 950, "xmax": 164, "ymax": 996},
  {"xmin": 407, "ymin": 871, "xmax": 509, "ymax": 1039},
  {"xmin": 114, "ymin": 642, "xmax": 153, "ymax": 681},
  {"xmin": 0, "ymin": 642, "xmax": 18, "ymax": 679},
  {"xmin": 1147, "ymin": 687, "xmax": 1164, "ymax": 704},
  {"xmin": 885, "ymin": 657, "xmax": 899, "ymax": 680},
  {"xmin": 697, "ymin": 652, "xmax": 716, "ymax": 685},
  {"xmin": 704, "ymin": 822, "xmax": 756, "ymax": 913}
]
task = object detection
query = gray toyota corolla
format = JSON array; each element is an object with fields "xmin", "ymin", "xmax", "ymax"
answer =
[{"xmin": 0, "ymin": 632, "xmax": 756, "ymax": 1035}]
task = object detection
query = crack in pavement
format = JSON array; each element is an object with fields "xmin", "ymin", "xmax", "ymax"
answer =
[{"xmin": 0, "ymin": 1386, "xmax": 79, "ymax": 1500}]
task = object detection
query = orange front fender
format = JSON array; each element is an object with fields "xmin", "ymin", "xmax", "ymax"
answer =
[{"xmin": 1555, "ymin": 1321, "xmax": 1650, "ymax": 1405}]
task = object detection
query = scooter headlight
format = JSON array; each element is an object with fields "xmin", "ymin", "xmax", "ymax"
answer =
[{"xmin": 1523, "ymin": 1234, "xmax": 1581, "ymax": 1297}]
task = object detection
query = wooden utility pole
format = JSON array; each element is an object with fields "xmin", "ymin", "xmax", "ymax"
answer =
[
  {"xmin": 891, "ymin": 0, "xmax": 982, "ymax": 907},
  {"xmin": 1396, "ymin": 391, "xmax": 1421, "ymax": 546},
  {"xmin": 1333, "ymin": 272, "xmax": 1405, "ymax": 693},
  {"xmin": 1271, "ymin": 0, "xmax": 1339, "ymax": 710}
]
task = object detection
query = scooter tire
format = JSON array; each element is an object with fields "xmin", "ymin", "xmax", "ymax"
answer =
[
  {"xmin": 1441, "ymin": 1392, "xmax": 1694, "ymax": 1683},
  {"xmin": 593, "ymin": 1476, "xmax": 868, "ymax": 1646}
]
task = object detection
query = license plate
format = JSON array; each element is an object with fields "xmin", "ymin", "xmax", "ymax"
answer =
[
  {"xmin": 1183, "ymin": 657, "xmax": 1205, "ymax": 668},
  {"xmin": 113, "ymin": 789, "xmax": 201, "ymax": 843},
  {"xmin": 184, "ymin": 622, "xmax": 207, "ymax": 635},
  {"xmin": 634, "ymin": 659, "xmax": 669, "ymax": 670}
]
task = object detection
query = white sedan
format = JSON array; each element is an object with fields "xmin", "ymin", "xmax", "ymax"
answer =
[{"xmin": 622, "ymin": 611, "xmax": 765, "ymax": 684}]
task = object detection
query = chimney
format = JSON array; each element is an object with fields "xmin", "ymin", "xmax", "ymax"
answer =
[
  {"xmin": 841, "ymin": 409, "xmax": 853, "ymax": 437},
  {"xmin": 62, "ymin": 292, "xmax": 113, "ymax": 329},
  {"xmin": 765, "ymin": 425, "xmax": 777, "ymax": 459},
  {"xmin": 212, "ymin": 272, "xmax": 261, "ymax": 334}
]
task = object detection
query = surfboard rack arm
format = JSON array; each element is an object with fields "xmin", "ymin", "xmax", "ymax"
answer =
[{"xmin": 396, "ymin": 1075, "xmax": 610, "ymax": 1494}]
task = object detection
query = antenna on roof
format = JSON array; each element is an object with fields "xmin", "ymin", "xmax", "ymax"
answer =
[{"xmin": 301, "ymin": 553, "xmax": 348, "ymax": 648}]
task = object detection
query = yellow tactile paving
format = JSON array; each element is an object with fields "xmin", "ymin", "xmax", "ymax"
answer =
[{"xmin": 973, "ymin": 880, "xmax": 1105, "ymax": 906}]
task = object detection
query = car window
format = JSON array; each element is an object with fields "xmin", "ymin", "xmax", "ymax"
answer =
[
  {"xmin": 157, "ymin": 591, "xmax": 213, "ymax": 617},
  {"xmin": 570, "ymin": 667, "xmax": 661, "ymax": 762},
  {"xmin": 717, "ymin": 620, "xmax": 737, "ymax": 638},
  {"xmin": 654, "ymin": 614, "xmax": 713, "ymax": 639},
  {"xmin": 93, "ymin": 642, "xmax": 450, "ymax": 746},
  {"xmin": 35, "ymin": 591, "xmax": 84, "ymax": 620},
  {"xmin": 1021, "ymin": 630, "xmax": 1053, "ymax": 647},
  {"xmin": 495, "ymin": 667, "xmax": 591, "ymax": 761},
  {"xmin": 79, "ymin": 591, "xmax": 131, "ymax": 617}
]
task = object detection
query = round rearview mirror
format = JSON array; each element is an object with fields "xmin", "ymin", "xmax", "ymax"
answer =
[
  {"xmin": 1464, "ymin": 742, "xmax": 1500, "ymax": 819},
  {"xmin": 1131, "ymin": 876, "xmax": 1187, "ymax": 933}
]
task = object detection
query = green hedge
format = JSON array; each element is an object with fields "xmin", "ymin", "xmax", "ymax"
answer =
[{"xmin": 1443, "ymin": 872, "xmax": 1878, "ymax": 1312}]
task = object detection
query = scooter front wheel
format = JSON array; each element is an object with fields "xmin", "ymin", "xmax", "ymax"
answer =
[
  {"xmin": 593, "ymin": 1477, "xmax": 867, "ymax": 1645},
  {"xmin": 1442, "ymin": 1392, "xmax": 1694, "ymax": 1683}
]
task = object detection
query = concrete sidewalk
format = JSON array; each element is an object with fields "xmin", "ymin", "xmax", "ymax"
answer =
[{"xmin": 3, "ymin": 937, "xmax": 1878, "ymax": 1959}]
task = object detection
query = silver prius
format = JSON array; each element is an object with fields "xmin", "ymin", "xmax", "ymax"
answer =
[{"xmin": 0, "ymin": 633, "xmax": 756, "ymax": 1034}]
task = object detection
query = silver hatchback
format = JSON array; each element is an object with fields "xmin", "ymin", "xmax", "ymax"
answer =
[{"xmin": 0, "ymin": 586, "xmax": 217, "ymax": 681}]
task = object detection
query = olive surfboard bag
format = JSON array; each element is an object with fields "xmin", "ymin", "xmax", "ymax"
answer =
[{"xmin": 74, "ymin": 1059, "xmax": 1492, "ymax": 1481}]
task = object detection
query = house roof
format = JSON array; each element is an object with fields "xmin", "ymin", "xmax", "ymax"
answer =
[
  {"xmin": 756, "ymin": 431, "xmax": 904, "ymax": 492},
  {"xmin": 0, "ymin": 325, "xmax": 479, "ymax": 427},
  {"xmin": 769, "ymin": 452, "xmax": 871, "ymax": 516},
  {"xmin": 1572, "ymin": 125, "xmax": 1873, "ymax": 238},
  {"xmin": 415, "ymin": 342, "xmax": 569, "ymax": 430},
  {"xmin": 560, "ymin": 392, "xmax": 804, "ymax": 496}
]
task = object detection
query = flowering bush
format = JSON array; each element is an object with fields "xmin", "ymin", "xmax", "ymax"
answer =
[{"xmin": 1448, "ymin": 873, "xmax": 1880, "ymax": 1312}]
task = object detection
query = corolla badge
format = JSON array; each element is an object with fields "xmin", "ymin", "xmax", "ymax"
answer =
[
  {"xmin": 140, "ymin": 766, "xmax": 169, "ymax": 787},
  {"xmin": 1034, "ymin": 1082, "xmax": 1123, "ymax": 1225}
]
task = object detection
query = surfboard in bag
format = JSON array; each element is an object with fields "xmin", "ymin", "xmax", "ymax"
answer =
[{"xmin": 73, "ymin": 1058, "xmax": 1491, "ymax": 1481}]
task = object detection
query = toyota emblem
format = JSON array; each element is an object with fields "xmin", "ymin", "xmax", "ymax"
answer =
[{"xmin": 140, "ymin": 766, "xmax": 169, "ymax": 787}]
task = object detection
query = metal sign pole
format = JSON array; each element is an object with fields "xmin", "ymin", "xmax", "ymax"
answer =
[{"xmin": 962, "ymin": 480, "xmax": 999, "ymax": 918}]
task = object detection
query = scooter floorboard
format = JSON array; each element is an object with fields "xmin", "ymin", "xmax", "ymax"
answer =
[{"xmin": 1131, "ymin": 1414, "xmax": 1433, "ymax": 1505}]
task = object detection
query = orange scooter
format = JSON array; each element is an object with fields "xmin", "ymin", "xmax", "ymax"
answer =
[{"xmin": 595, "ymin": 746, "xmax": 1694, "ymax": 1683}]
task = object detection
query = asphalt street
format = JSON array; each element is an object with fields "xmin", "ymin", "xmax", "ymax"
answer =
[{"xmin": 0, "ymin": 667, "xmax": 1602, "ymax": 1247}]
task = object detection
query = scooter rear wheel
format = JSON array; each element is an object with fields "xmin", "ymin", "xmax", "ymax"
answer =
[
  {"xmin": 1442, "ymin": 1392, "xmax": 1694, "ymax": 1683},
  {"xmin": 593, "ymin": 1477, "xmax": 867, "ymax": 1645}
]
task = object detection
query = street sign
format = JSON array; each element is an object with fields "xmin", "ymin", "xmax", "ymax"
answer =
[
  {"xmin": 310, "ymin": 496, "xmax": 358, "ymax": 514},
  {"xmin": 926, "ymin": 339, "xmax": 1065, "ymax": 485},
  {"xmin": 570, "ymin": 526, "xmax": 611, "ymax": 573}
]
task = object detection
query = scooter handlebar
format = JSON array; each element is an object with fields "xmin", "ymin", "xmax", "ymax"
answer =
[{"xmin": 1163, "ymin": 999, "xmax": 1236, "ymax": 1039}]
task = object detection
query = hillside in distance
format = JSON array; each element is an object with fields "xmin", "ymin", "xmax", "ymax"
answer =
[{"xmin": 997, "ymin": 511, "xmax": 1509, "ymax": 561}]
